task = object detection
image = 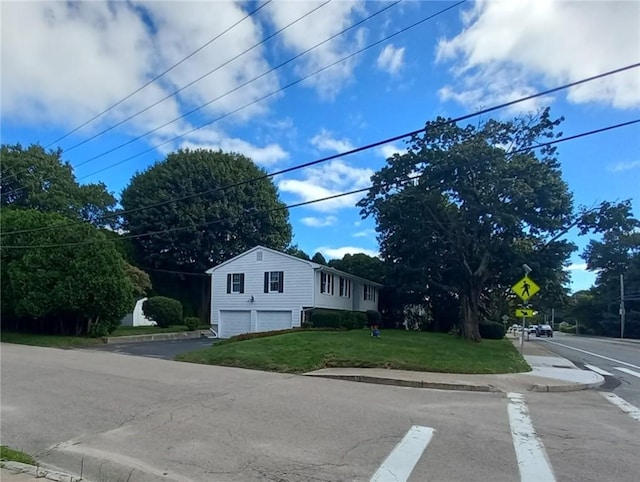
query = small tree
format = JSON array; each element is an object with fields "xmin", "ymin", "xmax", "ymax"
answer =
[{"xmin": 143, "ymin": 296, "xmax": 183, "ymax": 328}]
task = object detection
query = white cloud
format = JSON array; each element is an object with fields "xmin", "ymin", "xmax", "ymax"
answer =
[
  {"xmin": 300, "ymin": 215, "xmax": 337, "ymax": 227},
  {"xmin": 279, "ymin": 159, "xmax": 374, "ymax": 213},
  {"xmin": 376, "ymin": 44, "xmax": 405, "ymax": 75},
  {"xmin": 567, "ymin": 263, "xmax": 587, "ymax": 272},
  {"xmin": 265, "ymin": 0, "xmax": 366, "ymax": 99},
  {"xmin": 610, "ymin": 160, "xmax": 640, "ymax": 173},
  {"xmin": 353, "ymin": 229, "xmax": 376, "ymax": 238},
  {"xmin": 310, "ymin": 129, "xmax": 354, "ymax": 153},
  {"xmin": 317, "ymin": 246, "xmax": 379, "ymax": 259},
  {"xmin": 377, "ymin": 143, "xmax": 403, "ymax": 159},
  {"xmin": 436, "ymin": 0, "xmax": 640, "ymax": 111}
]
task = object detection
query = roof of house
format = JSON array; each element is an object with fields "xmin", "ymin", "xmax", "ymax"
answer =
[{"xmin": 205, "ymin": 245, "xmax": 383, "ymax": 287}]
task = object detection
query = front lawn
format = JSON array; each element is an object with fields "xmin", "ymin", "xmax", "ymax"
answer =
[
  {"xmin": 175, "ymin": 330, "xmax": 530, "ymax": 374},
  {"xmin": 1, "ymin": 445, "xmax": 36, "ymax": 465},
  {"xmin": 0, "ymin": 332, "xmax": 104, "ymax": 348}
]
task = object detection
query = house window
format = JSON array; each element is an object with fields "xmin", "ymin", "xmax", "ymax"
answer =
[
  {"xmin": 364, "ymin": 285, "xmax": 376, "ymax": 302},
  {"xmin": 226, "ymin": 273, "xmax": 245, "ymax": 294},
  {"xmin": 320, "ymin": 272, "xmax": 334, "ymax": 295},
  {"xmin": 264, "ymin": 271, "xmax": 284, "ymax": 293},
  {"xmin": 256, "ymin": 251, "xmax": 263, "ymax": 261},
  {"xmin": 339, "ymin": 277, "xmax": 351, "ymax": 298}
]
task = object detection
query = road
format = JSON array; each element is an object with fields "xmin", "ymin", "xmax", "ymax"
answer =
[
  {"xmin": 2, "ymin": 342, "xmax": 639, "ymax": 482},
  {"xmin": 535, "ymin": 333, "xmax": 640, "ymax": 406}
]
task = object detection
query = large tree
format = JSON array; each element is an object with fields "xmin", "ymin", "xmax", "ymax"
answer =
[
  {"xmin": 0, "ymin": 143, "xmax": 116, "ymax": 226},
  {"xmin": 1, "ymin": 209, "xmax": 133, "ymax": 336},
  {"xmin": 359, "ymin": 108, "xmax": 583, "ymax": 341},
  {"xmin": 120, "ymin": 149, "xmax": 292, "ymax": 317},
  {"xmin": 328, "ymin": 253, "xmax": 385, "ymax": 283}
]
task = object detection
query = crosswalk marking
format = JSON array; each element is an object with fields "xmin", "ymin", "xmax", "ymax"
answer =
[
  {"xmin": 584, "ymin": 364, "xmax": 613, "ymax": 376},
  {"xmin": 614, "ymin": 367, "xmax": 640, "ymax": 379},
  {"xmin": 370, "ymin": 425, "xmax": 434, "ymax": 482},
  {"xmin": 601, "ymin": 392, "xmax": 640, "ymax": 422},
  {"xmin": 507, "ymin": 393, "xmax": 556, "ymax": 482}
]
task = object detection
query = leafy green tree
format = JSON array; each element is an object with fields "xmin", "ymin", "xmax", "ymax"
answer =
[
  {"xmin": 285, "ymin": 244, "xmax": 310, "ymax": 260},
  {"xmin": 0, "ymin": 143, "xmax": 116, "ymax": 226},
  {"xmin": 120, "ymin": 149, "xmax": 292, "ymax": 317},
  {"xmin": 311, "ymin": 252, "xmax": 327, "ymax": 265},
  {"xmin": 125, "ymin": 264, "xmax": 152, "ymax": 299},
  {"xmin": 328, "ymin": 253, "xmax": 384, "ymax": 282},
  {"xmin": 359, "ymin": 108, "xmax": 583, "ymax": 341},
  {"xmin": 1, "ymin": 209, "xmax": 133, "ymax": 336}
]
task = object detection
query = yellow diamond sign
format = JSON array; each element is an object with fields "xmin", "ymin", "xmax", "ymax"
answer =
[
  {"xmin": 515, "ymin": 308, "xmax": 535, "ymax": 318},
  {"xmin": 511, "ymin": 276, "xmax": 540, "ymax": 302}
]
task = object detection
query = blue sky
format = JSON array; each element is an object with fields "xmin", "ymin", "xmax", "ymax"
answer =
[{"xmin": 1, "ymin": 0, "xmax": 639, "ymax": 292}]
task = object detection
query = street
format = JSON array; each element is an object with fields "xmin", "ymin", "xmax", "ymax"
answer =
[
  {"xmin": 1, "ymin": 342, "xmax": 640, "ymax": 482},
  {"xmin": 535, "ymin": 333, "xmax": 640, "ymax": 407}
]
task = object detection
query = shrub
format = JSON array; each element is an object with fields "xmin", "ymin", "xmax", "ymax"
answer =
[
  {"xmin": 560, "ymin": 324, "xmax": 576, "ymax": 334},
  {"xmin": 142, "ymin": 296, "xmax": 183, "ymax": 328},
  {"xmin": 479, "ymin": 322, "xmax": 505, "ymax": 339},
  {"xmin": 310, "ymin": 309, "xmax": 366, "ymax": 330},
  {"xmin": 184, "ymin": 317, "xmax": 200, "ymax": 331},
  {"xmin": 366, "ymin": 310, "xmax": 382, "ymax": 327}
]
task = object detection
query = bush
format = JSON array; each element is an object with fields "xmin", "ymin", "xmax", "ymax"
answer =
[
  {"xmin": 479, "ymin": 322, "xmax": 505, "ymax": 339},
  {"xmin": 184, "ymin": 317, "xmax": 200, "ymax": 331},
  {"xmin": 366, "ymin": 310, "xmax": 382, "ymax": 327},
  {"xmin": 310, "ymin": 309, "xmax": 367, "ymax": 330},
  {"xmin": 142, "ymin": 296, "xmax": 183, "ymax": 328},
  {"xmin": 560, "ymin": 324, "xmax": 576, "ymax": 334}
]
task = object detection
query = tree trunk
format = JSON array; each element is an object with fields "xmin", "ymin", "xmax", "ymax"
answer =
[{"xmin": 460, "ymin": 288, "xmax": 482, "ymax": 341}]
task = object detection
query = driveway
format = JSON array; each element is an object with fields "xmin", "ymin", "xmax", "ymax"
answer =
[{"xmin": 87, "ymin": 337, "xmax": 217, "ymax": 360}]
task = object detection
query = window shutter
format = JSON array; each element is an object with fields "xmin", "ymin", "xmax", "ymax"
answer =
[
  {"xmin": 364, "ymin": 285, "xmax": 367, "ymax": 300},
  {"xmin": 226, "ymin": 274, "xmax": 231, "ymax": 294},
  {"xmin": 331, "ymin": 275, "xmax": 334, "ymax": 295},
  {"xmin": 240, "ymin": 274, "xmax": 245, "ymax": 294},
  {"xmin": 278, "ymin": 271, "xmax": 284, "ymax": 293},
  {"xmin": 264, "ymin": 272, "xmax": 269, "ymax": 293}
]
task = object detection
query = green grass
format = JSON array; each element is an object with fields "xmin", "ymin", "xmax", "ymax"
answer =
[
  {"xmin": 0, "ymin": 332, "xmax": 104, "ymax": 348},
  {"xmin": 1, "ymin": 446, "xmax": 36, "ymax": 465},
  {"xmin": 176, "ymin": 330, "xmax": 531, "ymax": 374}
]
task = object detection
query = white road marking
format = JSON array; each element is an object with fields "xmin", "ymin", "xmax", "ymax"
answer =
[
  {"xmin": 601, "ymin": 392, "xmax": 640, "ymax": 423},
  {"xmin": 543, "ymin": 340, "xmax": 640, "ymax": 370},
  {"xmin": 370, "ymin": 425, "xmax": 434, "ymax": 482},
  {"xmin": 614, "ymin": 367, "xmax": 640, "ymax": 379},
  {"xmin": 584, "ymin": 364, "xmax": 614, "ymax": 376},
  {"xmin": 507, "ymin": 393, "xmax": 556, "ymax": 482}
]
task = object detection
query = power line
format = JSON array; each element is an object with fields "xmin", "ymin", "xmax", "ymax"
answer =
[
  {"xmin": 62, "ymin": 0, "xmax": 334, "ymax": 154},
  {"xmin": 3, "ymin": 118, "xmax": 637, "ymax": 249},
  {"xmin": 2, "ymin": 64, "xmax": 638, "ymax": 238},
  {"xmin": 43, "ymin": 0, "xmax": 273, "ymax": 149}
]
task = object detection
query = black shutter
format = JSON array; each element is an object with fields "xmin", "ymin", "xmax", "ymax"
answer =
[
  {"xmin": 240, "ymin": 274, "xmax": 245, "ymax": 294},
  {"xmin": 227, "ymin": 274, "xmax": 231, "ymax": 294},
  {"xmin": 264, "ymin": 272, "xmax": 269, "ymax": 293},
  {"xmin": 364, "ymin": 285, "xmax": 367, "ymax": 300},
  {"xmin": 278, "ymin": 271, "xmax": 284, "ymax": 293},
  {"xmin": 331, "ymin": 275, "xmax": 334, "ymax": 295}
]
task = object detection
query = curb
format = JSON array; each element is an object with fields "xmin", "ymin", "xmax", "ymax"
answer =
[
  {"xmin": 306, "ymin": 374, "xmax": 501, "ymax": 392},
  {"xmin": 1, "ymin": 461, "xmax": 87, "ymax": 482},
  {"xmin": 530, "ymin": 377, "xmax": 605, "ymax": 393},
  {"xmin": 103, "ymin": 331, "xmax": 204, "ymax": 344}
]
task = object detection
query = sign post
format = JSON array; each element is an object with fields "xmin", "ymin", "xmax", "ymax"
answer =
[{"xmin": 511, "ymin": 275, "xmax": 540, "ymax": 352}]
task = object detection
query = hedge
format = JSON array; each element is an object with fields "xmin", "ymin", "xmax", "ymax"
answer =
[
  {"xmin": 310, "ymin": 309, "xmax": 367, "ymax": 330},
  {"xmin": 479, "ymin": 322, "xmax": 505, "ymax": 339},
  {"xmin": 184, "ymin": 317, "xmax": 200, "ymax": 331},
  {"xmin": 142, "ymin": 296, "xmax": 183, "ymax": 328}
]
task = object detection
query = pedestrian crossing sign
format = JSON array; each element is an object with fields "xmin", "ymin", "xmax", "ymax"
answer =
[
  {"xmin": 515, "ymin": 308, "xmax": 534, "ymax": 318},
  {"xmin": 511, "ymin": 276, "xmax": 540, "ymax": 302}
]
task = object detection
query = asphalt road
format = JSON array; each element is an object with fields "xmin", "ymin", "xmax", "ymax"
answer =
[
  {"xmin": 535, "ymin": 333, "xmax": 640, "ymax": 406},
  {"xmin": 88, "ymin": 338, "xmax": 216, "ymax": 360},
  {"xmin": 2, "ymin": 343, "xmax": 639, "ymax": 482}
]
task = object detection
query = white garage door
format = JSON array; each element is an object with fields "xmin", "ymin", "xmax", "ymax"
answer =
[
  {"xmin": 220, "ymin": 311, "xmax": 251, "ymax": 338},
  {"xmin": 257, "ymin": 311, "xmax": 292, "ymax": 332}
]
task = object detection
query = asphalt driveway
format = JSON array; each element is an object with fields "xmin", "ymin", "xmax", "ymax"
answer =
[{"xmin": 87, "ymin": 337, "xmax": 217, "ymax": 359}]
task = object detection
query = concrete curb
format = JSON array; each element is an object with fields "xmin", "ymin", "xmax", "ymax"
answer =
[
  {"xmin": 1, "ymin": 461, "xmax": 88, "ymax": 482},
  {"xmin": 306, "ymin": 374, "xmax": 501, "ymax": 392},
  {"xmin": 103, "ymin": 331, "xmax": 204, "ymax": 344},
  {"xmin": 530, "ymin": 377, "xmax": 605, "ymax": 393}
]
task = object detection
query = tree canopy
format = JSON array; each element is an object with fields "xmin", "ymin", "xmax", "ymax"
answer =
[
  {"xmin": 359, "ymin": 108, "xmax": 596, "ymax": 340},
  {"xmin": 327, "ymin": 253, "xmax": 384, "ymax": 283},
  {"xmin": 120, "ymin": 148, "xmax": 292, "ymax": 317},
  {"xmin": 1, "ymin": 209, "xmax": 133, "ymax": 336},
  {"xmin": 0, "ymin": 143, "xmax": 116, "ymax": 226}
]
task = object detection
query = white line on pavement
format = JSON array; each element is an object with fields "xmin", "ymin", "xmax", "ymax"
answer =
[
  {"xmin": 601, "ymin": 392, "xmax": 640, "ymax": 423},
  {"xmin": 614, "ymin": 367, "xmax": 640, "ymax": 379},
  {"xmin": 370, "ymin": 425, "xmax": 434, "ymax": 482},
  {"xmin": 507, "ymin": 393, "xmax": 556, "ymax": 482},
  {"xmin": 543, "ymin": 340, "xmax": 640, "ymax": 370},
  {"xmin": 584, "ymin": 364, "xmax": 614, "ymax": 376}
]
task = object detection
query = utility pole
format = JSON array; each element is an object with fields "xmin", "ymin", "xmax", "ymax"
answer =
[{"xmin": 620, "ymin": 274, "xmax": 625, "ymax": 339}]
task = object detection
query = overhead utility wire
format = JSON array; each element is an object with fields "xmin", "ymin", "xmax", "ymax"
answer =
[
  {"xmin": 44, "ymin": 0, "xmax": 273, "ymax": 149},
  {"xmin": 62, "ymin": 0, "xmax": 334, "ymax": 154},
  {"xmin": 1, "ymin": 63, "xmax": 638, "ymax": 238},
  {"xmin": 3, "ymin": 118, "xmax": 638, "ymax": 250}
]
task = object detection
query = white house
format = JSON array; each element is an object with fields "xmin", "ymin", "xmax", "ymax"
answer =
[{"xmin": 205, "ymin": 246, "xmax": 383, "ymax": 338}]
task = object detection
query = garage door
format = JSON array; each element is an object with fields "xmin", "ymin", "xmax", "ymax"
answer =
[
  {"xmin": 220, "ymin": 310, "xmax": 251, "ymax": 338},
  {"xmin": 257, "ymin": 311, "xmax": 292, "ymax": 332}
]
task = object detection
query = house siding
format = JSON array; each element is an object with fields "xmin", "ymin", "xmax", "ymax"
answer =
[
  {"xmin": 211, "ymin": 248, "xmax": 314, "ymax": 335},
  {"xmin": 313, "ymin": 271, "xmax": 379, "ymax": 312}
]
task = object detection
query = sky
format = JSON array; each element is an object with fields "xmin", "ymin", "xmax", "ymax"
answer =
[{"xmin": 1, "ymin": 0, "xmax": 639, "ymax": 293}]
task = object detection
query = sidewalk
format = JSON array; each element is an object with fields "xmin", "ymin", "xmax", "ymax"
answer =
[
  {"xmin": 0, "ymin": 462, "xmax": 84, "ymax": 482},
  {"xmin": 305, "ymin": 334, "xmax": 604, "ymax": 393}
]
